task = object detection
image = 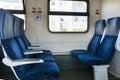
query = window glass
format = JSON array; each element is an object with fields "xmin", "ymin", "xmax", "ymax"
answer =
[
  {"xmin": 0, "ymin": 0, "xmax": 25, "ymax": 30},
  {"xmin": 49, "ymin": 15, "xmax": 87, "ymax": 32},
  {"xmin": 50, "ymin": 0, "xmax": 87, "ymax": 12},
  {"xmin": 0, "ymin": 0, "xmax": 23, "ymax": 10},
  {"xmin": 49, "ymin": 0, "xmax": 89, "ymax": 32}
]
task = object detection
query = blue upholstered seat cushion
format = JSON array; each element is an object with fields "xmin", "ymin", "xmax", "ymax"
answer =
[
  {"xmin": 78, "ymin": 54, "xmax": 105, "ymax": 66},
  {"xmin": 14, "ymin": 62, "xmax": 60, "ymax": 80},
  {"xmin": 71, "ymin": 35, "xmax": 102, "ymax": 58},
  {"xmin": 26, "ymin": 50, "xmax": 55, "ymax": 62},
  {"xmin": 2, "ymin": 38, "xmax": 59, "ymax": 79},
  {"xmin": 78, "ymin": 36, "xmax": 117, "ymax": 66},
  {"xmin": 27, "ymin": 53, "xmax": 55, "ymax": 62},
  {"xmin": 71, "ymin": 50, "xmax": 88, "ymax": 58},
  {"xmin": 15, "ymin": 36, "xmax": 54, "ymax": 61}
]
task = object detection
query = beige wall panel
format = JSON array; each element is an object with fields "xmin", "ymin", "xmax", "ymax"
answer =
[
  {"xmin": 25, "ymin": 0, "xmax": 101, "ymax": 54},
  {"xmin": 101, "ymin": 0, "xmax": 120, "ymax": 19}
]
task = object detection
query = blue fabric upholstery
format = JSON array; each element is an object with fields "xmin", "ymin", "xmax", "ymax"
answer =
[
  {"xmin": 78, "ymin": 17, "xmax": 120, "ymax": 66},
  {"xmin": 0, "ymin": 9, "xmax": 6, "ymax": 41},
  {"xmin": 97, "ymin": 36, "xmax": 117, "ymax": 64},
  {"xmin": 87, "ymin": 35, "xmax": 102, "ymax": 54},
  {"xmin": 78, "ymin": 54, "xmax": 105, "ymax": 66},
  {"xmin": 1, "ymin": 38, "xmax": 60, "ymax": 80},
  {"xmin": 0, "ymin": 9, "xmax": 60, "ymax": 80},
  {"xmin": 0, "ymin": 9, "xmax": 14, "ymax": 40},
  {"xmin": 15, "ymin": 36, "xmax": 28, "ymax": 51},
  {"xmin": 3, "ymin": 11, "xmax": 14, "ymax": 39},
  {"xmin": 1, "ymin": 38, "xmax": 26, "ymax": 60},
  {"xmin": 14, "ymin": 62, "xmax": 59, "ymax": 80},
  {"xmin": 27, "ymin": 53, "xmax": 55, "ymax": 62},
  {"xmin": 13, "ymin": 17, "xmax": 54, "ymax": 62},
  {"xmin": 71, "ymin": 20, "xmax": 106, "ymax": 58},
  {"xmin": 27, "ymin": 50, "xmax": 54, "ymax": 61},
  {"xmin": 13, "ymin": 16, "xmax": 21, "ymax": 36},
  {"xmin": 21, "ymin": 34, "xmax": 31, "ymax": 46}
]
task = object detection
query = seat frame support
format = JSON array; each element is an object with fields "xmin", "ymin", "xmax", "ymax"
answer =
[{"xmin": 93, "ymin": 65, "xmax": 109, "ymax": 80}]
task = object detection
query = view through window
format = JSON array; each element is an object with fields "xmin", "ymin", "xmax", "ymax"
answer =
[
  {"xmin": 0, "ymin": 0, "xmax": 25, "ymax": 30},
  {"xmin": 49, "ymin": 0, "xmax": 89, "ymax": 32},
  {"xmin": 0, "ymin": 0, "xmax": 23, "ymax": 10}
]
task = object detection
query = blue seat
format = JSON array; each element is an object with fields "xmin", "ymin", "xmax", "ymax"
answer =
[
  {"xmin": 78, "ymin": 17, "xmax": 120, "ymax": 66},
  {"xmin": 13, "ymin": 16, "xmax": 55, "ymax": 62},
  {"xmin": 1, "ymin": 38, "xmax": 59, "ymax": 80},
  {"xmin": 0, "ymin": 9, "xmax": 60, "ymax": 80},
  {"xmin": 71, "ymin": 20, "xmax": 106, "ymax": 58}
]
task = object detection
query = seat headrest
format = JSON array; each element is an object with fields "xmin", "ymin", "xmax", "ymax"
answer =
[
  {"xmin": 14, "ymin": 16, "xmax": 21, "ymax": 36},
  {"xmin": 106, "ymin": 17, "xmax": 120, "ymax": 36},
  {"xmin": 0, "ymin": 9, "xmax": 6, "ymax": 41},
  {"xmin": 95, "ymin": 20, "xmax": 106, "ymax": 35},
  {"xmin": 3, "ymin": 11, "xmax": 14, "ymax": 39}
]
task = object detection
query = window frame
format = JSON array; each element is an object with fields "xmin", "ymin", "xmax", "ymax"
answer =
[
  {"xmin": 48, "ymin": 0, "xmax": 90, "ymax": 33},
  {"xmin": 0, "ymin": 0, "xmax": 26, "ymax": 14}
]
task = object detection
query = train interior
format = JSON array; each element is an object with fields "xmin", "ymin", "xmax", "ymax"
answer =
[{"xmin": 0, "ymin": 0, "xmax": 120, "ymax": 80}]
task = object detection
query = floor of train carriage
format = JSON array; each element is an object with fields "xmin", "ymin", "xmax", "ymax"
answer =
[{"xmin": 0, "ymin": 66, "xmax": 119, "ymax": 80}]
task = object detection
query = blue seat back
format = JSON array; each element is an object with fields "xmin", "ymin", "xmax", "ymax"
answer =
[
  {"xmin": 21, "ymin": 34, "xmax": 31, "ymax": 46},
  {"xmin": 1, "ymin": 11, "xmax": 26, "ymax": 59},
  {"xmin": 1, "ymin": 38, "xmax": 26, "ymax": 60},
  {"xmin": 0, "ymin": 9, "xmax": 6, "ymax": 41},
  {"xmin": 13, "ymin": 16, "xmax": 21, "ymax": 36},
  {"xmin": 15, "ymin": 35, "xmax": 28, "ymax": 50},
  {"xmin": 0, "ymin": 11, "xmax": 27, "ymax": 79},
  {"xmin": 2, "ymin": 11, "xmax": 14, "ymax": 39},
  {"xmin": 97, "ymin": 17, "xmax": 120, "ymax": 64},
  {"xmin": 87, "ymin": 20, "xmax": 106, "ymax": 54},
  {"xmin": 13, "ymin": 17, "xmax": 28, "ymax": 51}
]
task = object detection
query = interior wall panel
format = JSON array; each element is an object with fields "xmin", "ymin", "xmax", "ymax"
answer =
[{"xmin": 25, "ymin": 0, "xmax": 101, "ymax": 55}]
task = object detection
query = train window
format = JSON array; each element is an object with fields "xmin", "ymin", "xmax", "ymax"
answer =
[
  {"xmin": 48, "ymin": 0, "xmax": 89, "ymax": 33},
  {"xmin": 0, "ymin": 0, "xmax": 24, "ymax": 11},
  {"xmin": 0, "ymin": 0, "xmax": 26, "ymax": 30}
]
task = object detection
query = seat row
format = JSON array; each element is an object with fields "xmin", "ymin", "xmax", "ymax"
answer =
[
  {"xmin": 71, "ymin": 17, "xmax": 120, "ymax": 66},
  {"xmin": 0, "ymin": 9, "xmax": 60, "ymax": 80}
]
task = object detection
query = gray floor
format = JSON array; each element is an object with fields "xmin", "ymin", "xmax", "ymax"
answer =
[
  {"xmin": 0, "ymin": 68, "xmax": 119, "ymax": 80},
  {"xmin": 57, "ymin": 68, "xmax": 93, "ymax": 80}
]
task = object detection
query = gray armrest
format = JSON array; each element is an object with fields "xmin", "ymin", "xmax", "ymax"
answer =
[
  {"xmin": 2, "ymin": 57, "xmax": 44, "ymax": 67},
  {"xmin": 28, "ymin": 46, "xmax": 43, "ymax": 50},
  {"xmin": 24, "ymin": 50, "xmax": 43, "ymax": 55}
]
